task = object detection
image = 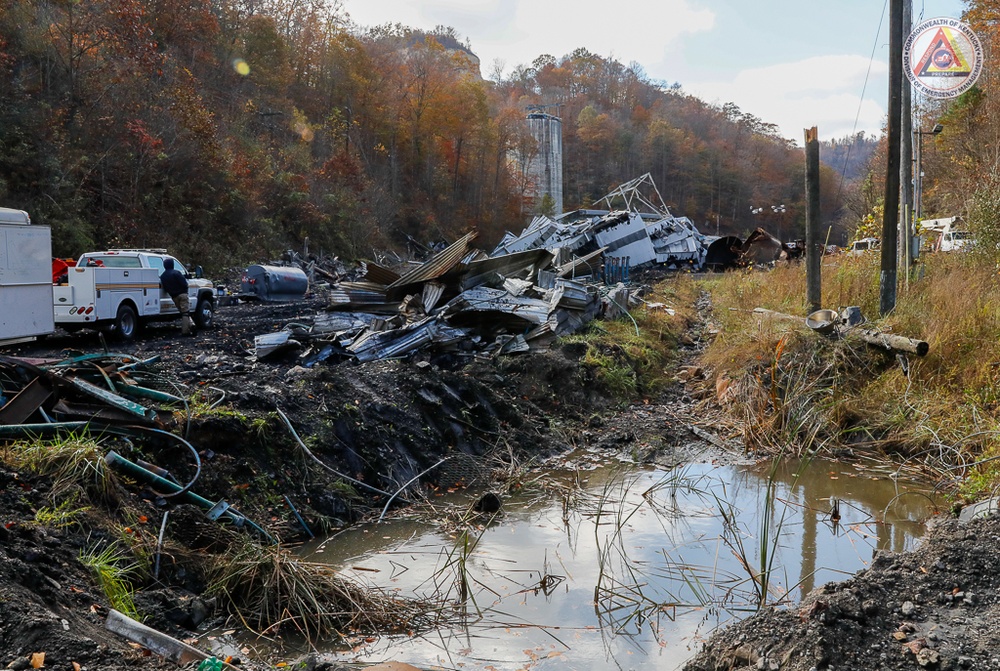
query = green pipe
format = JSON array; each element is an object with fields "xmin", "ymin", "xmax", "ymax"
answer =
[
  {"xmin": 113, "ymin": 382, "xmax": 185, "ymax": 405},
  {"xmin": 66, "ymin": 377, "xmax": 156, "ymax": 421},
  {"xmin": 105, "ymin": 450, "xmax": 274, "ymax": 544}
]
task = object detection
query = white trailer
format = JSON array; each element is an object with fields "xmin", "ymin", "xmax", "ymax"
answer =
[{"xmin": 0, "ymin": 208, "xmax": 54, "ymax": 344}]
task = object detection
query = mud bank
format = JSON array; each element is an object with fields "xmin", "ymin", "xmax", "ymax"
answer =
[
  {"xmin": 3, "ymin": 293, "xmax": 995, "ymax": 671},
  {"xmin": 0, "ymin": 296, "xmax": 704, "ymax": 669},
  {"xmin": 684, "ymin": 515, "xmax": 1000, "ymax": 671}
]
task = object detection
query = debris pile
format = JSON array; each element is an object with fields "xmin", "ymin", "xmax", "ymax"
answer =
[
  {"xmin": 0, "ymin": 352, "xmax": 272, "ymax": 539},
  {"xmin": 254, "ymin": 230, "xmax": 632, "ymax": 364},
  {"xmin": 493, "ymin": 173, "xmax": 711, "ymax": 272},
  {"xmin": 245, "ymin": 173, "xmax": 817, "ymax": 365}
]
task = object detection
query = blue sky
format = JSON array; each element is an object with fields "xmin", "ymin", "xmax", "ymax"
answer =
[{"xmin": 342, "ymin": 0, "xmax": 968, "ymax": 143}]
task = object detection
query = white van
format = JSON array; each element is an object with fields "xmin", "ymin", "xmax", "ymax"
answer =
[{"xmin": 848, "ymin": 237, "xmax": 880, "ymax": 256}]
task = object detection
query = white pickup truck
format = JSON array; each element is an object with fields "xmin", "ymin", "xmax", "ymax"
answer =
[{"xmin": 54, "ymin": 249, "xmax": 216, "ymax": 340}]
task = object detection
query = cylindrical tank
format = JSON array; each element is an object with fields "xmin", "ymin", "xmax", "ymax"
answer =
[{"xmin": 240, "ymin": 265, "xmax": 309, "ymax": 302}]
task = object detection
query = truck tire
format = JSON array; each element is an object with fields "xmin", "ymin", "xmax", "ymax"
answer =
[
  {"xmin": 113, "ymin": 303, "xmax": 140, "ymax": 341},
  {"xmin": 193, "ymin": 295, "xmax": 214, "ymax": 329}
]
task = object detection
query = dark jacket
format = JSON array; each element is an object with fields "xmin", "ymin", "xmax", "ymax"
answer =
[{"xmin": 160, "ymin": 259, "xmax": 188, "ymax": 298}]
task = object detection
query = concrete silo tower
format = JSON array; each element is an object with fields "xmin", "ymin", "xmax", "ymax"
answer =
[{"xmin": 526, "ymin": 106, "xmax": 563, "ymax": 216}]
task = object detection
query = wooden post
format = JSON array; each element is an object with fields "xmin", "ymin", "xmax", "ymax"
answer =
[
  {"xmin": 881, "ymin": 0, "xmax": 904, "ymax": 316},
  {"xmin": 901, "ymin": 0, "xmax": 914, "ymax": 282},
  {"xmin": 804, "ymin": 127, "xmax": 821, "ymax": 312}
]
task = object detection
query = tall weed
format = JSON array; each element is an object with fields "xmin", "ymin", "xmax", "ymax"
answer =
[{"xmin": 698, "ymin": 253, "xmax": 1000, "ymax": 491}]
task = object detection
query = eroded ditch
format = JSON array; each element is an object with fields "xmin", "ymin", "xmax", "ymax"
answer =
[{"xmin": 222, "ymin": 450, "xmax": 942, "ymax": 671}]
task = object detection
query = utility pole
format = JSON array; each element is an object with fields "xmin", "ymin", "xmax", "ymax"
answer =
[
  {"xmin": 880, "ymin": 0, "xmax": 903, "ymax": 316},
  {"xmin": 805, "ymin": 127, "xmax": 822, "ymax": 312},
  {"xmin": 901, "ymin": 0, "xmax": 914, "ymax": 285}
]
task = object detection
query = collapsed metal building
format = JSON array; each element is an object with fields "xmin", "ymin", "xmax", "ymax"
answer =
[
  {"xmin": 255, "ymin": 230, "xmax": 632, "ymax": 365},
  {"xmin": 493, "ymin": 173, "xmax": 724, "ymax": 272},
  {"xmin": 251, "ymin": 175, "xmax": 785, "ymax": 366}
]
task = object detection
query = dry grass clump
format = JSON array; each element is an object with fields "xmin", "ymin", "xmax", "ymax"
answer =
[
  {"xmin": 208, "ymin": 540, "xmax": 434, "ymax": 644},
  {"xmin": 896, "ymin": 256, "xmax": 1000, "ymax": 390},
  {"xmin": 6, "ymin": 436, "xmax": 119, "ymax": 503},
  {"xmin": 698, "ymin": 253, "xmax": 1000, "ymax": 493}
]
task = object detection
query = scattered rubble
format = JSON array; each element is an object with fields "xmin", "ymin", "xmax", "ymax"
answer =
[
  {"xmin": 237, "ymin": 175, "xmax": 727, "ymax": 368},
  {"xmin": 231, "ymin": 175, "xmax": 810, "ymax": 370},
  {"xmin": 250, "ymin": 230, "xmax": 629, "ymax": 366},
  {"xmin": 0, "ymin": 352, "xmax": 271, "ymax": 540}
]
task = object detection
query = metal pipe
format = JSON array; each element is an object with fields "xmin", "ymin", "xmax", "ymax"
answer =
[
  {"xmin": 113, "ymin": 382, "xmax": 185, "ymax": 405},
  {"xmin": 282, "ymin": 495, "xmax": 313, "ymax": 538},
  {"xmin": 104, "ymin": 451, "xmax": 274, "ymax": 543},
  {"xmin": 154, "ymin": 511, "xmax": 169, "ymax": 580}
]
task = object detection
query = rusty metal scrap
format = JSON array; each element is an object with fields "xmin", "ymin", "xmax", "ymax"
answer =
[
  {"xmin": 386, "ymin": 231, "xmax": 478, "ymax": 299},
  {"xmin": 0, "ymin": 353, "xmax": 178, "ymax": 429}
]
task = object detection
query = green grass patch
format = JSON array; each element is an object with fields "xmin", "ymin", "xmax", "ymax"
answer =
[
  {"xmin": 34, "ymin": 494, "xmax": 91, "ymax": 530},
  {"xmin": 79, "ymin": 542, "xmax": 140, "ymax": 619},
  {"xmin": 562, "ymin": 279, "xmax": 693, "ymax": 402},
  {"xmin": 9, "ymin": 435, "xmax": 118, "ymax": 503}
]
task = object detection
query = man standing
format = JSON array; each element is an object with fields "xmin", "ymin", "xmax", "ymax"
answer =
[{"xmin": 160, "ymin": 258, "xmax": 192, "ymax": 335}]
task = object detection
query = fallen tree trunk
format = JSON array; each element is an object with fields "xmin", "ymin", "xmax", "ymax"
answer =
[
  {"xmin": 750, "ymin": 307, "xmax": 929, "ymax": 356},
  {"xmin": 852, "ymin": 328, "xmax": 929, "ymax": 356}
]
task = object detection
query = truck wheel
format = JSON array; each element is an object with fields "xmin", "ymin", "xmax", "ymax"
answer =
[
  {"xmin": 193, "ymin": 296, "xmax": 214, "ymax": 329},
  {"xmin": 114, "ymin": 304, "xmax": 139, "ymax": 341}
]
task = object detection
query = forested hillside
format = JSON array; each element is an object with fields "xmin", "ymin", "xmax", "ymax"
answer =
[{"xmin": 1, "ymin": 0, "xmax": 849, "ymax": 268}]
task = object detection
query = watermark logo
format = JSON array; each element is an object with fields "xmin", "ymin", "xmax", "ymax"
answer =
[{"xmin": 904, "ymin": 17, "xmax": 983, "ymax": 98}]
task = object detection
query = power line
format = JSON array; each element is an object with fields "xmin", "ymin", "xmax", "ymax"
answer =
[{"xmin": 836, "ymin": 0, "xmax": 889, "ymax": 208}]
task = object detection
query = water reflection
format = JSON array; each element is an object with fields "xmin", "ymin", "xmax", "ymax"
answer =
[
  {"xmin": 753, "ymin": 459, "xmax": 936, "ymax": 598},
  {"xmin": 297, "ymin": 455, "xmax": 940, "ymax": 671}
]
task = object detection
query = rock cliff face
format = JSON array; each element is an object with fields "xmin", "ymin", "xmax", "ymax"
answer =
[{"xmin": 401, "ymin": 31, "xmax": 483, "ymax": 80}]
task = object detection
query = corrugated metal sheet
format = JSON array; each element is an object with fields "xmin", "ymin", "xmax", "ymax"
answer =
[
  {"xmin": 328, "ymin": 281, "xmax": 399, "ymax": 313},
  {"xmin": 348, "ymin": 317, "xmax": 468, "ymax": 362},
  {"xmin": 421, "ymin": 282, "xmax": 446, "ymax": 312},
  {"xmin": 311, "ymin": 312, "xmax": 378, "ymax": 335},
  {"xmin": 387, "ymin": 231, "xmax": 478, "ymax": 292},
  {"xmin": 548, "ymin": 279, "xmax": 595, "ymax": 311},
  {"xmin": 443, "ymin": 287, "xmax": 551, "ymax": 325},
  {"xmin": 362, "ymin": 262, "xmax": 401, "ymax": 286},
  {"xmin": 460, "ymin": 248, "xmax": 554, "ymax": 290},
  {"xmin": 594, "ymin": 212, "xmax": 657, "ymax": 266}
]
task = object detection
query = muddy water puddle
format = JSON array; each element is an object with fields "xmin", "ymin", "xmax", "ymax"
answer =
[{"xmin": 299, "ymin": 453, "xmax": 940, "ymax": 670}]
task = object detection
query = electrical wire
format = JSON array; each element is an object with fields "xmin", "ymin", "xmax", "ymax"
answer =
[{"xmin": 835, "ymin": 0, "xmax": 890, "ymax": 208}]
